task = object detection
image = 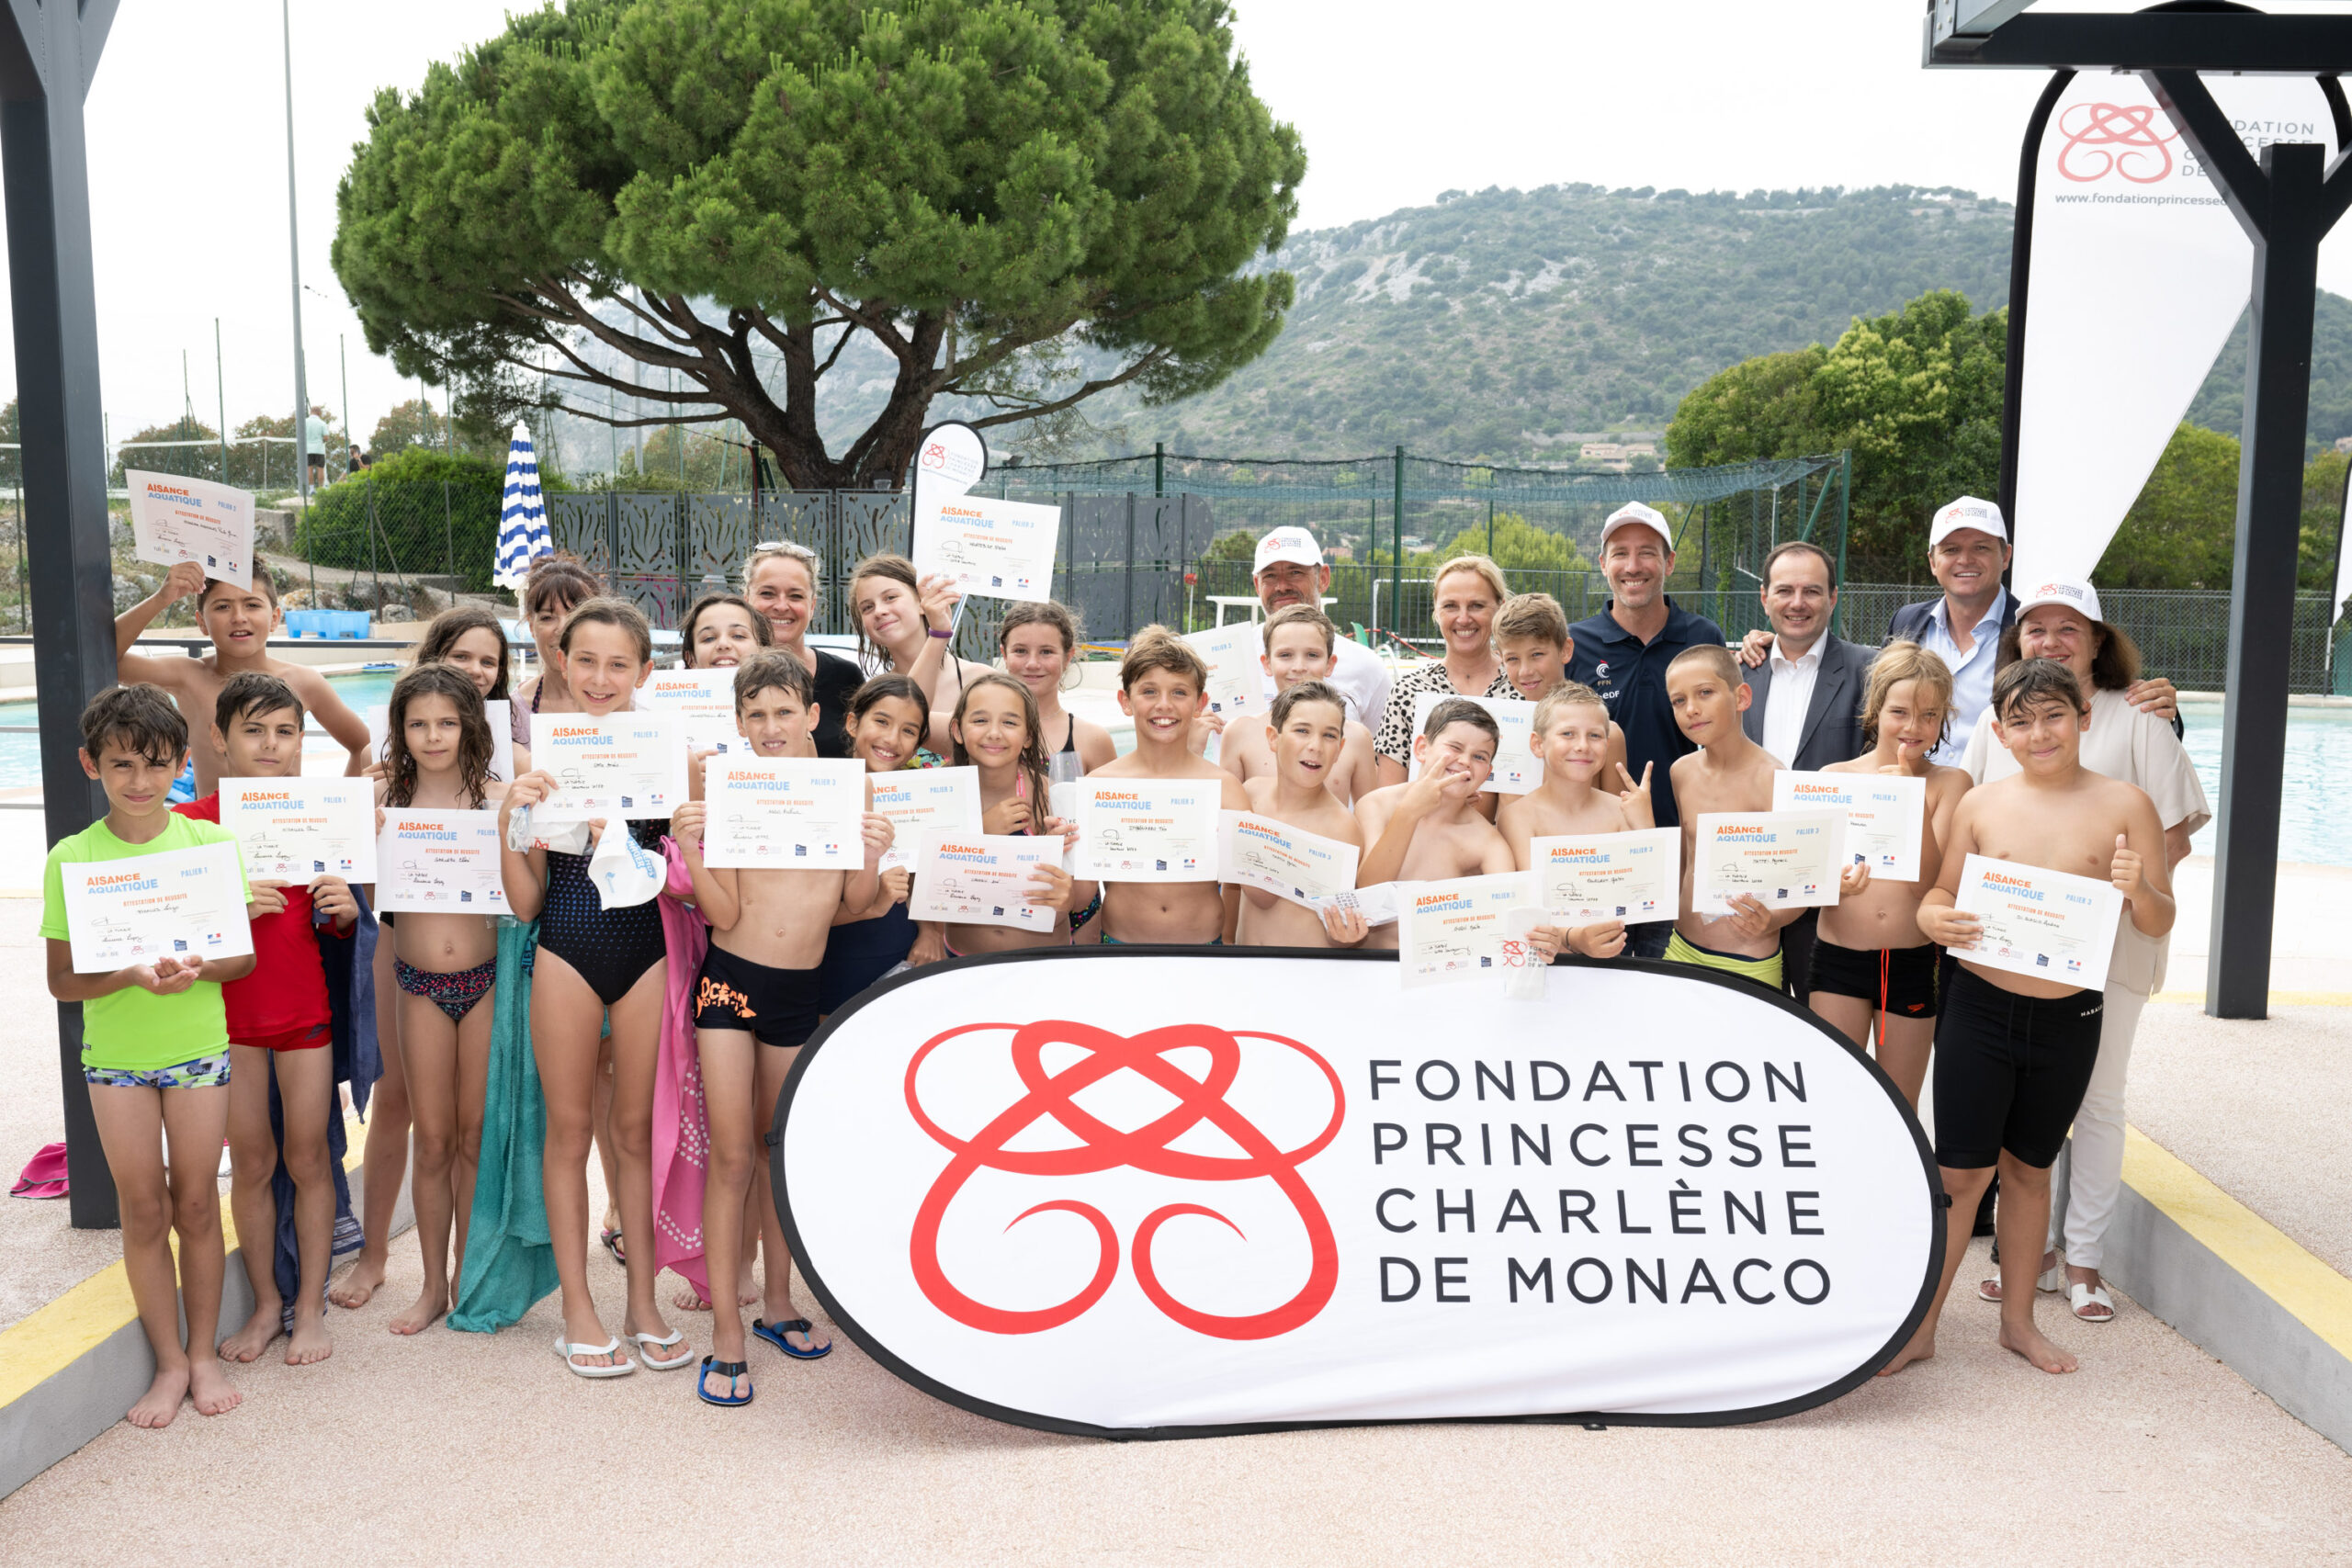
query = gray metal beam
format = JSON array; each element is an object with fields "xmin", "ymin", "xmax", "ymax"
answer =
[{"xmin": 1928, "ymin": 11, "xmax": 2352, "ymax": 71}]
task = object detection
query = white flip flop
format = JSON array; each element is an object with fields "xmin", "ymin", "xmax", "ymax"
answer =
[
  {"xmin": 553, "ymin": 1335, "xmax": 637, "ymax": 1379},
  {"xmin": 628, "ymin": 1328, "xmax": 695, "ymax": 1371},
  {"xmin": 2069, "ymin": 1282, "xmax": 2117, "ymax": 1323}
]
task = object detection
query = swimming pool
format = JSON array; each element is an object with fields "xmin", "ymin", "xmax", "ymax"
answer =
[
  {"xmin": 2180, "ymin": 705, "xmax": 2352, "ymax": 866},
  {"xmin": 0, "ymin": 671, "xmax": 402, "ymax": 790}
]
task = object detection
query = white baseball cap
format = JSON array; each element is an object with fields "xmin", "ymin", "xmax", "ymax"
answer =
[
  {"xmin": 1252, "ymin": 528, "xmax": 1323, "ymax": 576},
  {"xmin": 1929, "ymin": 495, "xmax": 2008, "ymax": 547},
  {"xmin": 1599, "ymin": 502, "xmax": 1671, "ymax": 549},
  {"xmin": 2016, "ymin": 577, "xmax": 2103, "ymax": 624}
]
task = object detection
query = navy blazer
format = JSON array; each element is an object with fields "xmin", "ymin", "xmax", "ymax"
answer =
[
  {"xmin": 1884, "ymin": 594, "xmax": 2017, "ymax": 649},
  {"xmin": 1740, "ymin": 634, "xmax": 1874, "ymax": 771}
]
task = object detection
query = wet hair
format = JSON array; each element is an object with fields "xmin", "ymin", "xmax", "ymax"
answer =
[
  {"xmin": 1263, "ymin": 604, "xmax": 1337, "ymax": 656},
  {"xmin": 950, "ymin": 671, "xmax": 1051, "ymax": 831},
  {"xmin": 679, "ymin": 592, "xmax": 773, "ymax": 669},
  {"xmin": 1993, "ymin": 657, "xmax": 2088, "ymax": 725},
  {"xmin": 1493, "ymin": 592, "xmax": 1569, "ymax": 647},
  {"xmin": 1532, "ymin": 681, "xmax": 1607, "ymax": 737},
  {"xmin": 1119, "ymin": 625, "xmax": 1207, "ymax": 692},
  {"xmin": 731, "ymin": 649, "xmax": 816, "ymax": 710},
  {"xmin": 202, "ymin": 573, "xmax": 280, "ymax": 609},
  {"xmin": 1668, "ymin": 643, "xmax": 1743, "ymax": 689},
  {"xmin": 1422, "ymin": 696, "xmax": 1500, "ymax": 747},
  {"xmin": 557, "ymin": 596, "xmax": 653, "ymax": 663},
  {"xmin": 1430, "ymin": 553, "xmax": 1509, "ymax": 607},
  {"xmin": 1998, "ymin": 612, "xmax": 2143, "ymax": 693},
  {"xmin": 214, "ymin": 671, "xmax": 303, "ymax": 734},
  {"xmin": 1861, "ymin": 641, "xmax": 1953, "ymax": 750},
  {"xmin": 998, "ymin": 599, "xmax": 1080, "ymax": 655},
  {"xmin": 81, "ymin": 682, "xmax": 187, "ymax": 768},
  {"xmin": 1762, "ymin": 539, "xmax": 1838, "ymax": 592},
  {"xmin": 381, "ymin": 663, "xmax": 492, "ymax": 809},
  {"xmin": 523, "ymin": 552, "xmax": 602, "ymax": 619},
  {"xmin": 414, "ymin": 605, "xmax": 513, "ymax": 701},
  {"xmin": 1270, "ymin": 679, "xmax": 1346, "ymax": 730},
  {"xmin": 847, "ymin": 672, "xmax": 930, "ymax": 764},
  {"xmin": 848, "ymin": 553, "xmax": 926, "ymax": 668}
]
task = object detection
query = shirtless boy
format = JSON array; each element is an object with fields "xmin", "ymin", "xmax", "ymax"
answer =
[
  {"xmin": 1494, "ymin": 592, "xmax": 1630, "ymax": 777},
  {"xmin": 1233, "ymin": 681, "xmax": 1371, "ymax": 949},
  {"xmin": 1498, "ymin": 682, "xmax": 1654, "ymax": 962},
  {"xmin": 117, "ymin": 562, "xmax": 372, "ymax": 795},
  {"xmin": 1218, "ymin": 606, "xmax": 1381, "ymax": 805},
  {"xmin": 1086, "ymin": 628, "xmax": 1251, "ymax": 945},
  {"xmin": 1664, "ymin": 645, "xmax": 1800, "ymax": 992},
  {"xmin": 1809, "ymin": 643, "xmax": 1970, "ymax": 1108},
  {"xmin": 1891, "ymin": 658, "xmax": 2172, "ymax": 1378},
  {"xmin": 671, "ymin": 650, "xmax": 891, "ymax": 1403},
  {"xmin": 1354, "ymin": 699, "xmax": 1517, "ymax": 951}
]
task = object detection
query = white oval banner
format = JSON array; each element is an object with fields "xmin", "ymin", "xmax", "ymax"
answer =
[
  {"xmin": 914, "ymin": 421, "xmax": 988, "ymax": 497},
  {"xmin": 776, "ymin": 949, "xmax": 1941, "ymax": 1438}
]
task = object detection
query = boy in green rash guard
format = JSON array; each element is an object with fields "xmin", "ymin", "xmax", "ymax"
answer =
[{"xmin": 42, "ymin": 684, "xmax": 255, "ymax": 1429}]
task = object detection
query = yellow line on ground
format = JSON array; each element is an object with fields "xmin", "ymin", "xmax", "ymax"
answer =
[
  {"xmin": 2149, "ymin": 991, "xmax": 2352, "ymax": 1006},
  {"xmin": 0, "ymin": 1131, "xmax": 367, "ymax": 1409},
  {"xmin": 2122, "ymin": 1124, "xmax": 2352, "ymax": 1360}
]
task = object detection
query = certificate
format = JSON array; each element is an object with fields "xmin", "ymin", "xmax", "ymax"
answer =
[
  {"xmin": 911, "ymin": 494, "xmax": 1058, "ymax": 602},
  {"xmin": 1407, "ymin": 693, "xmax": 1542, "ymax": 794},
  {"xmin": 368, "ymin": 701, "xmax": 514, "ymax": 782},
  {"xmin": 871, "ymin": 766, "xmax": 982, "ymax": 872},
  {"xmin": 1317, "ymin": 881, "xmax": 1399, "ymax": 929},
  {"xmin": 1954, "ymin": 853, "xmax": 2122, "ymax": 991},
  {"xmin": 59, "ymin": 841, "xmax": 254, "ymax": 974},
  {"xmin": 1530, "ymin": 827, "xmax": 1679, "ymax": 922},
  {"xmin": 908, "ymin": 831, "xmax": 1058, "ymax": 933},
  {"xmin": 1071, "ymin": 779, "xmax": 1220, "ymax": 881},
  {"xmin": 701, "ymin": 757, "xmax": 865, "ymax": 869},
  {"xmin": 1693, "ymin": 810, "xmax": 1846, "ymax": 913},
  {"xmin": 1217, "ymin": 811, "xmax": 1360, "ymax": 907},
  {"xmin": 376, "ymin": 810, "xmax": 509, "ymax": 915},
  {"xmin": 1183, "ymin": 623, "xmax": 1267, "ymax": 719},
  {"xmin": 1774, "ymin": 771, "xmax": 1927, "ymax": 882},
  {"xmin": 532, "ymin": 713, "xmax": 689, "ymax": 820},
  {"xmin": 1396, "ymin": 871, "xmax": 1535, "ymax": 988},
  {"xmin": 126, "ymin": 470, "xmax": 254, "ymax": 590},
  {"xmin": 639, "ymin": 669, "xmax": 745, "ymax": 753},
  {"xmin": 219, "ymin": 778, "xmax": 378, "ymax": 883}
]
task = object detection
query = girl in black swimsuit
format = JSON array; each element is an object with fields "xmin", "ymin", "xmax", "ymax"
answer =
[{"xmin": 499, "ymin": 597, "xmax": 689, "ymax": 1381}]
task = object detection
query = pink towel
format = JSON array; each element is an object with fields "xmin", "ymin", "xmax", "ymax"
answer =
[{"xmin": 650, "ymin": 838, "xmax": 710, "ymax": 1300}]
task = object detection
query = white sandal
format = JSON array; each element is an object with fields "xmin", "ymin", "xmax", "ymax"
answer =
[
  {"xmin": 2069, "ymin": 1282, "xmax": 2117, "ymax": 1323},
  {"xmin": 628, "ymin": 1327, "xmax": 695, "ymax": 1371},
  {"xmin": 1977, "ymin": 1260, "xmax": 2068, "ymax": 1303},
  {"xmin": 552, "ymin": 1335, "xmax": 637, "ymax": 1379}
]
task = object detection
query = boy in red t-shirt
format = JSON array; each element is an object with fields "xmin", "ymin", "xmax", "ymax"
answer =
[{"xmin": 177, "ymin": 673, "xmax": 357, "ymax": 1367}]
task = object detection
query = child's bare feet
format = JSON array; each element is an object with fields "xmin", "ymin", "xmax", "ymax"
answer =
[
  {"xmin": 329, "ymin": 1254, "xmax": 385, "ymax": 1309},
  {"xmin": 1999, "ymin": 1318, "xmax": 2078, "ymax": 1373},
  {"xmin": 388, "ymin": 1282, "xmax": 449, "ymax": 1336},
  {"xmin": 127, "ymin": 1363, "xmax": 190, "ymax": 1429},
  {"xmin": 1877, "ymin": 1326, "xmax": 1936, "ymax": 1376},
  {"xmin": 187, "ymin": 1359, "xmax": 243, "ymax": 1416},
  {"xmin": 217, "ymin": 1303, "xmax": 283, "ymax": 1363},
  {"xmin": 285, "ymin": 1314, "xmax": 334, "ymax": 1366}
]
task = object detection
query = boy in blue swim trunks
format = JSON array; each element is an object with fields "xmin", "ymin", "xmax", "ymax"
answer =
[{"xmin": 43, "ymin": 684, "xmax": 255, "ymax": 1428}]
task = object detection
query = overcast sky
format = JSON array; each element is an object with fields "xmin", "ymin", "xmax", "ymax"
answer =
[{"xmin": 10, "ymin": 0, "xmax": 2350, "ymax": 446}]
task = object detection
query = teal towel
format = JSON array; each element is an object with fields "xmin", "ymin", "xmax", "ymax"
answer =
[{"xmin": 448, "ymin": 920, "xmax": 559, "ymax": 1332}]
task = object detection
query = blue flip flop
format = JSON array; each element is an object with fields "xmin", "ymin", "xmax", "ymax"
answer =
[
  {"xmin": 696, "ymin": 1355, "xmax": 752, "ymax": 1406},
  {"xmin": 752, "ymin": 1316, "xmax": 831, "ymax": 1359}
]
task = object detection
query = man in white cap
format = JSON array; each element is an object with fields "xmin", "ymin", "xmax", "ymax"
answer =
[{"xmin": 1251, "ymin": 527, "xmax": 1390, "ymax": 728}]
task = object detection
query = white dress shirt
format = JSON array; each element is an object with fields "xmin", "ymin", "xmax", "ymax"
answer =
[
  {"xmin": 1917, "ymin": 586, "xmax": 2008, "ymax": 765},
  {"xmin": 1759, "ymin": 637, "xmax": 1822, "ymax": 767}
]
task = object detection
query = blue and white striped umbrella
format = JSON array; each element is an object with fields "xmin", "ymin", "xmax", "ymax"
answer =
[{"xmin": 493, "ymin": 423, "xmax": 550, "ymax": 589}]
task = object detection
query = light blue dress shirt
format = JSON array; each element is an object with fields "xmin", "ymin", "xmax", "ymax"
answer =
[{"xmin": 1917, "ymin": 586, "xmax": 2008, "ymax": 765}]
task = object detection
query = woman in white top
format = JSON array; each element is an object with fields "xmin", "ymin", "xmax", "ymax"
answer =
[{"xmin": 1960, "ymin": 579, "xmax": 2211, "ymax": 1324}]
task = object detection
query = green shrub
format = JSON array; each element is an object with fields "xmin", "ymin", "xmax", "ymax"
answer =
[{"xmin": 295, "ymin": 448, "xmax": 505, "ymax": 592}]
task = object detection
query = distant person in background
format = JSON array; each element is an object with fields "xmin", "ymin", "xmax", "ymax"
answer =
[
  {"xmin": 304, "ymin": 407, "xmax": 331, "ymax": 491},
  {"xmin": 349, "ymin": 445, "xmax": 368, "ymax": 474},
  {"xmin": 1251, "ymin": 528, "xmax": 1391, "ymax": 730}
]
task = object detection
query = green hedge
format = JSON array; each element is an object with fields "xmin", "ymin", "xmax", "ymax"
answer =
[{"xmin": 294, "ymin": 449, "xmax": 505, "ymax": 592}]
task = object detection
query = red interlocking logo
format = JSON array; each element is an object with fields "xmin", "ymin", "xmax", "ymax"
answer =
[
  {"xmin": 904, "ymin": 1020, "xmax": 1344, "ymax": 1340},
  {"xmin": 2056, "ymin": 101, "xmax": 2178, "ymax": 185}
]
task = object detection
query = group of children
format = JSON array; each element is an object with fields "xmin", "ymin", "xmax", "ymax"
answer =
[{"xmin": 49, "ymin": 542, "xmax": 2171, "ymax": 1427}]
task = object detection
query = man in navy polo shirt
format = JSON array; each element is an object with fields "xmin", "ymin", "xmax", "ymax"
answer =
[{"xmin": 1566, "ymin": 502, "xmax": 1725, "ymax": 959}]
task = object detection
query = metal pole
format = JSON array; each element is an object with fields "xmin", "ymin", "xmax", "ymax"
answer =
[
  {"xmin": 1154, "ymin": 440, "xmax": 1164, "ymax": 499},
  {"xmin": 1487, "ymin": 495, "xmax": 1494, "ymax": 558},
  {"xmin": 1391, "ymin": 446, "xmax": 1404, "ymax": 639},
  {"xmin": 1124, "ymin": 491, "xmax": 1136, "ymax": 639},
  {"xmin": 339, "ymin": 333, "xmax": 351, "ymax": 485},
  {"xmin": 214, "ymin": 317, "xmax": 227, "ymax": 480},
  {"xmin": 282, "ymin": 0, "xmax": 311, "ymax": 514},
  {"xmin": 1831, "ymin": 453, "xmax": 1851, "ymax": 638}
]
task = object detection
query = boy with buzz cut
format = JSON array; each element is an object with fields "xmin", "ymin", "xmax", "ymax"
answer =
[
  {"xmin": 1088, "ymin": 626, "xmax": 1253, "ymax": 944},
  {"xmin": 1219, "ymin": 605, "xmax": 1381, "ymax": 805},
  {"xmin": 1498, "ymin": 682, "xmax": 1655, "ymax": 962},
  {"xmin": 43, "ymin": 684, "xmax": 255, "ymax": 1428},
  {"xmin": 1892, "ymin": 658, "xmax": 2173, "ymax": 1378},
  {"xmin": 175, "ymin": 673, "xmax": 358, "ymax": 1368},
  {"xmin": 115, "ymin": 562, "xmax": 373, "ymax": 797},
  {"xmin": 1664, "ymin": 643, "xmax": 1802, "ymax": 992},
  {"xmin": 1234, "ymin": 681, "xmax": 1371, "ymax": 948},
  {"xmin": 1353, "ymin": 698, "xmax": 1517, "ymax": 950}
]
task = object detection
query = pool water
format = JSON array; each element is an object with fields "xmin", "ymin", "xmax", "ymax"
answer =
[
  {"xmin": 2180, "ymin": 705, "xmax": 2352, "ymax": 867},
  {"xmin": 0, "ymin": 671, "xmax": 401, "ymax": 790}
]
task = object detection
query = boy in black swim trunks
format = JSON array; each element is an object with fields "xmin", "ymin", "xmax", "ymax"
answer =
[
  {"xmin": 670, "ymin": 650, "xmax": 891, "ymax": 1404},
  {"xmin": 1886, "ymin": 659, "xmax": 2173, "ymax": 1378}
]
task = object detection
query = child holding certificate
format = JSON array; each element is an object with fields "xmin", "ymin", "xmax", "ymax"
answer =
[
  {"xmin": 820, "ymin": 675, "xmax": 931, "ymax": 1007},
  {"xmin": 1663, "ymin": 647, "xmax": 1803, "ymax": 992},
  {"xmin": 43, "ymin": 684, "xmax": 255, "ymax": 1427},
  {"xmin": 500, "ymin": 598, "xmax": 692, "ymax": 1382},
  {"xmin": 1216, "ymin": 606, "xmax": 1380, "ymax": 806},
  {"xmin": 915, "ymin": 671, "xmax": 1091, "ymax": 962},
  {"xmin": 681, "ymin": 591, "xmax": 772, "ymax": 671},
  {"xmin": 668, "ymin": 651, "xmax": 893, "ymax": 1404},
  {"xmin": 1233, "ymin": 682, "xmax": 1370, "ymax": 948},
  {"xmin": 1807, "ymin": 644, "xmax": 1969, "ymax": 1108},
  {"xmin": 1891, "ymin": 658, "xmax": 2174, "ymax": 1379},
  {"xmin": 1355, "ymin": 699, "xmax": 1517, "ymax": 950},
  {"xmin": 374, "ymin": 664, "xmax": 505, "ymax": 1336},
  {"xmin": 999, "ymin": 602, "xmax": 1116, "ymax": 783},
  {"xmin": 175, "ymin": 673, "xmax": 359, "ymax": 1369},
  {"xmin": 1499, "ymin": 682, "xmax": 1655, "ymax": 962}
]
